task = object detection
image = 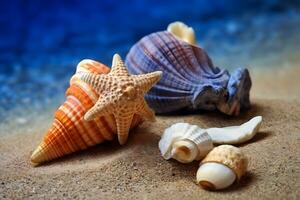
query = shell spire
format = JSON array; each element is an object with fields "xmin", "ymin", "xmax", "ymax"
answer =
[{"xmin": 30, "ymin": 58, "xmax": 144, "ymax": 165}]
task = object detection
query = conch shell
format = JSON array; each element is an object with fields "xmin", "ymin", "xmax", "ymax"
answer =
[
  {"xmin": 31, "ymin": 58, "xmax": 146, "ymax": 165},
  {"xmin": 159, "ymin": 123, "xmax": 214, "ymax": 163},
  {"xmin": 125, "ymin": 21, "xmax": 252, "ymax": 115},
  {"xmin": 196, "ymin": 145, "xmax": 248, "ymax": 190}
]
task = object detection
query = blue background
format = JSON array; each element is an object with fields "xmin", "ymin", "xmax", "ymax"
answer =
[{"xmin": 0, "ymin": 0, "xmax": 299, "ymax": 120}]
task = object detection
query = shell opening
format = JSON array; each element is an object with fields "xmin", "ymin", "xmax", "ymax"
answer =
[
  {"xmin": 198, "ymin": 181, "xmax": 216, "ymax": 191},
  {"xmin": 196, "ymin": 162, "xmax": 236, "ymax": 190},
  {"xmin": 171, "ymin": 140, "xmax": 198, "ymax": 163}
]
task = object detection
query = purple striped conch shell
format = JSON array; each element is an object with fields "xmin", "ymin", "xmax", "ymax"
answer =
[{"xmin": 125, "ymin": 22, "xmax": 252, "ymax": 115}]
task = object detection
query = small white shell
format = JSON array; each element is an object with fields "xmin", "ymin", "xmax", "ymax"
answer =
[
  {"xmin": 196, "ymin": 145, "xmax": 248, "ymax": 190},
  {"xmin": 207, "ymin": 116, "xmax": 262, "ymax": 144},
  {"xmin": 196, "ymin": 162, "xmax": 236, "ymax": 190},
  {"xmin": 159, "ymin": 123, "xmax": 213, "ymax": 163},
  {"xmin": 167, "ymin": 21, "xmax": 196, "ymax": 45}
]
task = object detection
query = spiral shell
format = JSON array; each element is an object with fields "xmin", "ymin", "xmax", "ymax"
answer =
[
  {"xmin": 31, "ymin": 60, "xmax": 142, "ymax": 165},
  {"xmin": 196, "ymin": 145, "xmax": 248, "ymax": 190},
  {"xmin": 159, "ymin": 123, "xmax": 213, "ymax": 163},
  {"xmin": 125, "ymin": 22, "xmax": 251, "ymax": 115}
]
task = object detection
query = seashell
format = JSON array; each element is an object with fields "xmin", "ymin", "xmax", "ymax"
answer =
[
  {"xmin": 159, "ymin": 123, "xmax": 214, "ymax": 163},
  {"xmin": 159, "ymin": 116, "xmax": 260, "ymax": 164},
  {"xmin": 167, "ymin": 21, "xmax": 196, "ymax": 45},
  {"xmin": 30, "ymin": 55, "xmax": 160, "ymax": 165},
  {"xmin": 125, "ymin": 22, "xmax": 252, "ymax": 116},
  {"xmin": 207, "ymin": 116, "xmax": 262, "ymax": 144},
  {"xmin": 196, "ymin": 145, "xmax": 248, "ymax": 190}
]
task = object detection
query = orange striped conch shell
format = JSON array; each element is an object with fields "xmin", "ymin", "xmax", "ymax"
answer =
[{"xmin": 31, "ymin": 59, "xmax": 143, "ymax": 165}]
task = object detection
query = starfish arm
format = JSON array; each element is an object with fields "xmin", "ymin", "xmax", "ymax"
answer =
[
  {"xmin": 78, "ymin": 72, "xmax": 108, "ymax": 93},
  {"xmin": 115, "ymin": 113, "xmax": 134, "ymax": 145},
  {"xmin": 133, "ymin": 71, "xmax": 162, "ymax": 93},
  {"xmin": 137, "ymin": 99, "xmax": 156, "ymax": 122},
  {"xmin": 110, "ymin": 54, "xmax": 129, "ymax": 76},
  {"xmin": 84, "ymin": 96, "xmax": 114, "ymax": 121}
]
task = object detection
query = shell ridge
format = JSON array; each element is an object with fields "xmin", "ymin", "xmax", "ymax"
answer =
[
  {"xmin": 126, "ymin": 52, "xmax": 148, "ymax": 75},
  {"xmin": 142, "ymin": 33, "xmax": 186, "ymax": 79},
  {"xmin": 53, "ymin": 118, "xmax": 85, "ymax": 150},
  {"xmin": 55, "ymin": 106, "xmax": 92, "ymax": 147},
  {"xmin": 151, "ymin": 83, "xmax": 193, "ymax": 96},
  {"xmin": 176, "ymin": 41, "xmax": 208, "ymax": 81},
  {"xmin": 149, "ymin": 74, "xmax": 195, "ymax": 96},
  {"xmin": 163, "ymin": 32, "xmax": 201, "ymax": 82},
  {"xmin": 158, "ymin": 32, "xmax": 195, "ymax": 80},
  {"xmin": 150, "ymin": 32, "xmax": 192, "ymax": 81},
  {"xmin": 61, "ymin": 101, "xmax": 99, "ymax": 145},
  {"xmin": 193, "ymin": 45, "xmax": 216, "ymax": 73},
  {"xmin": 188, "ymin": 45, "xmax": 212, "ymax": 77},
  {"xmin": 166, "ymin": 31, "xmax": 206, "ymax": 81},
  {"xmin": 182, "ymin": 124, "xmax": 198, "ymax": 138},
  {"xmin": 191, "ymin": 46, "xmax": 216, "ymax": 77},
  {"xmin": 52, "ymin": 118, "xmax": 77, "ymax": 154},
  {"xmin": 51, "ymin": 119, "xmax": 76, "ymax": 153},
  {"xmin": 66, "ymin": 95, "xmax": 110, "ymax": 141},
  {"xmin": 70, "ymin": 79, "xmax": 98, "ymax": 103}
]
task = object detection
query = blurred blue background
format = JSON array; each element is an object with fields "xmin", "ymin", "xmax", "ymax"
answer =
[{"xmin": 0, "ymin": 0, "xmax": 300, "ymax": 121}]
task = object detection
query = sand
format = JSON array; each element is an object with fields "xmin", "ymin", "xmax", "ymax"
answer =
[{"xmin": 0, "ymin": 67, "xmax": 299, "ymax": 199}]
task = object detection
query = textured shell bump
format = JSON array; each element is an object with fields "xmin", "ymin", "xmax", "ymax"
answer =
[
  {"xmin": 201, "ymin": 145, "xmax": 248, "ymax": 180},
  {"xmin": 125, "ymin": 22, "xmax": 252, "ymax": 115}
]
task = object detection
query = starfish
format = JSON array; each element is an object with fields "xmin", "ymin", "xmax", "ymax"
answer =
[{"xmin": 79, "ymin": 54, "xmax": 162, "ymax": 145}]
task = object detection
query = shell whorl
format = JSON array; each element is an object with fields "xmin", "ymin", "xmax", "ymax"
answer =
[
  {"xmin": 159, "ymin": 123, "xmax": 213, "ymax": 163},
  {"xmin": 31, "ymin": 59, "xmax": 142, "ymax": 165},
  {"xmin": 125, "ymin": 23, "xmax": 252, "ymax": 115},
  {"xmin": 171, "ymin": 140, "xmax": 199, "ymax": 163}
]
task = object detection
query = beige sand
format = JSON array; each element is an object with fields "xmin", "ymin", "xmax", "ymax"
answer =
[{"xmin": 0, "ymin": 67, "xmax": 299, "ymax": 199}]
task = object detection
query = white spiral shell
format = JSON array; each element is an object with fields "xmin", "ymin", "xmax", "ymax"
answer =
[{"xmin": 159, "ymin": 123, "xmax": 213, "ymax": 163}]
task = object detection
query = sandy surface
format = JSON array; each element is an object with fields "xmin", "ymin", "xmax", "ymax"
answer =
[{"xmin": 0, "ymin": 67, "xmax": 300, "ymax": 199}]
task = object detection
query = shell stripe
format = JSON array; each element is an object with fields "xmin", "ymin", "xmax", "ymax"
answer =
[
  {"xmin": 63, "ymin": 97, "xmax": 102, "ymax": 145},
  {"xmin": 55, "ymin": 109, "xmax": 89, "ymax": 148}
]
